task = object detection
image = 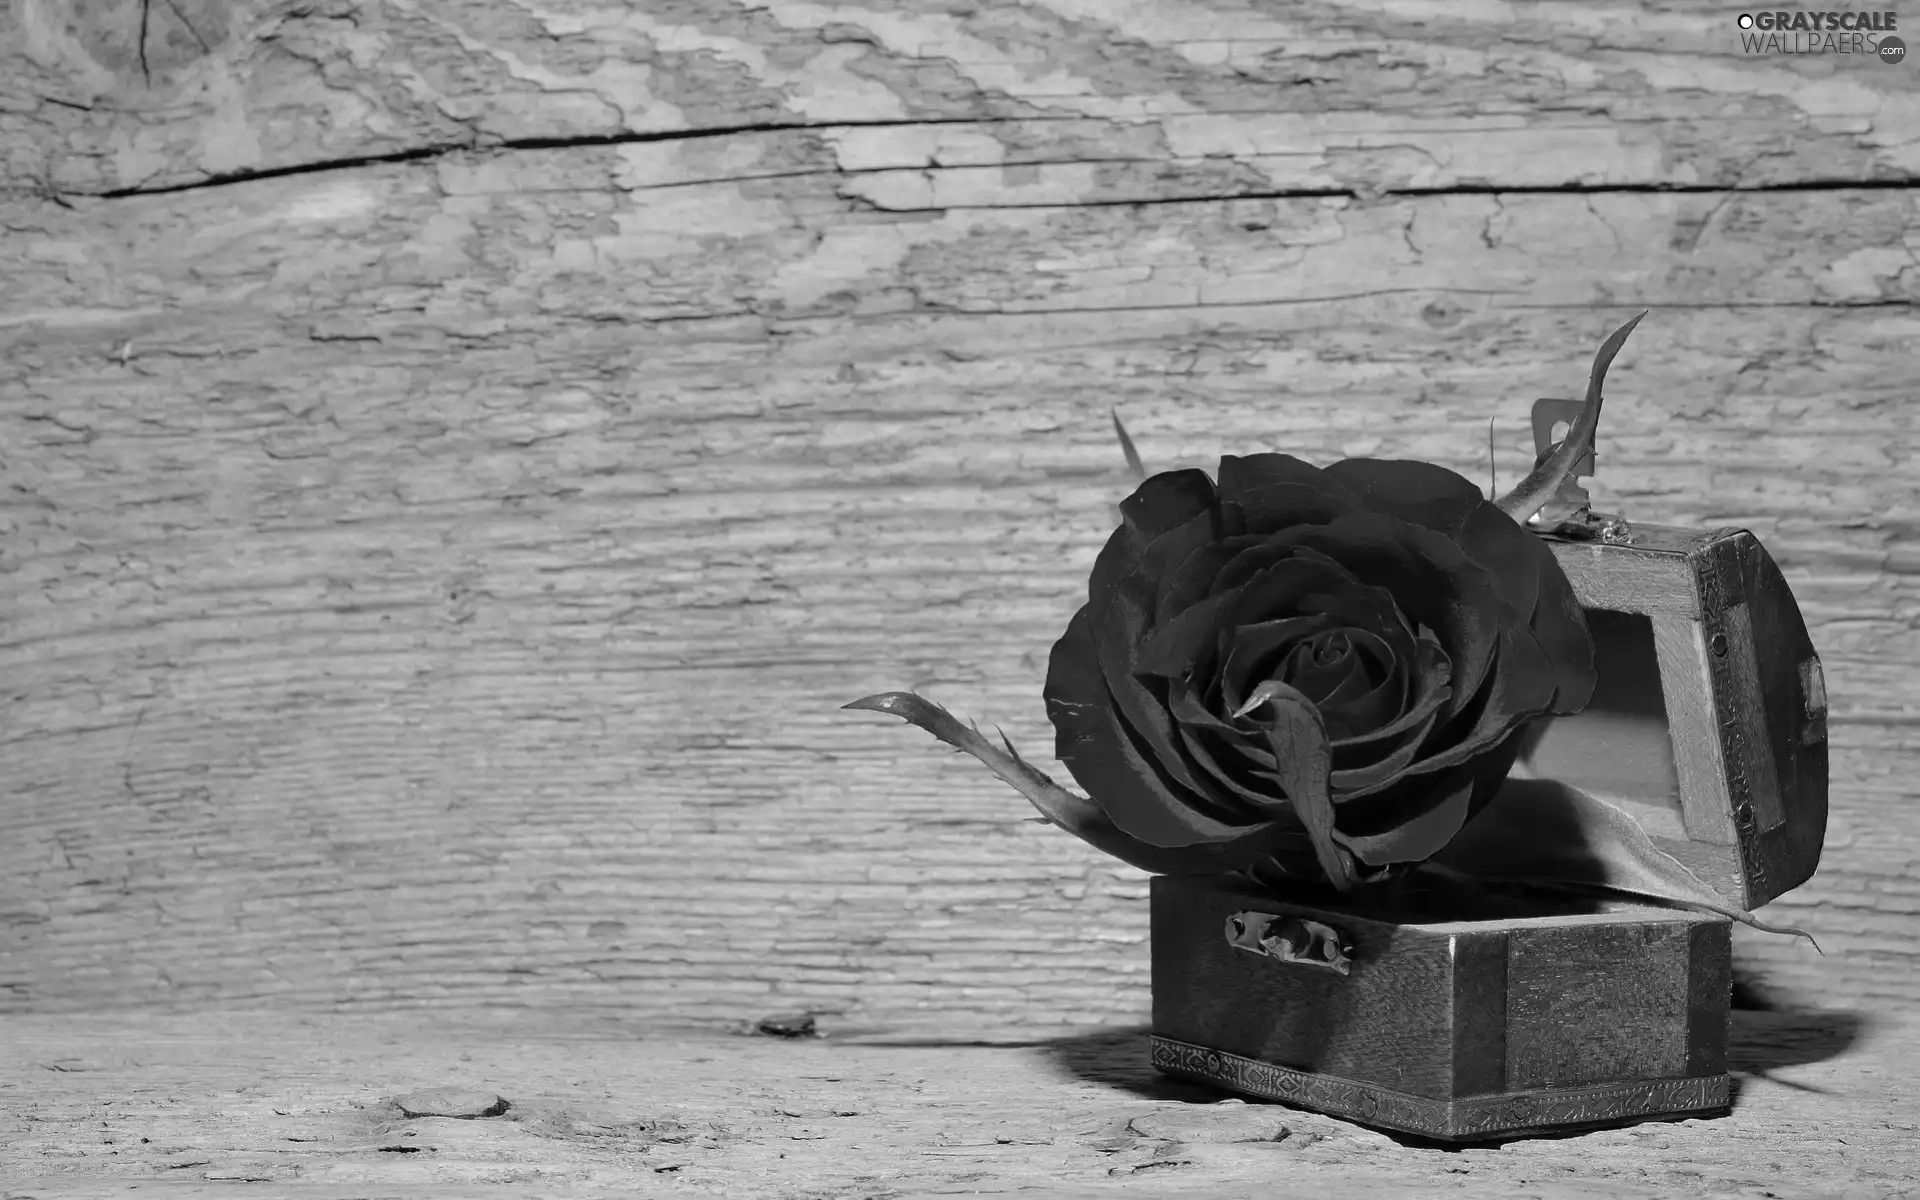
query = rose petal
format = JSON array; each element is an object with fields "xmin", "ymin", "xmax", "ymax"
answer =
[
  {"xmin": 1044, "ymin": 605, "xmax": 1265, "ymax": 846},
  {"xmin": 1323, "ymin": 458, "xmax": 1595, "ymax": 716},
  {"xmin": 1294, "ymin": 580, "xmax": 1415, "ymax": 647},
  {"xmin": 1156, "ymin": 535, "xmax": 1268, "ymax": 624},
  {"xmin": 1118, "ymin": 468, "xmax": 1219, "ymax": 544},
  {"xmin": 1086, "ymin": 471, "xmax": 1226, "ymax": 634},
  {"xmin": 1320, "ymin": 633, "xmax": 1451, "ymax": 771},
  {"xmin": 1332, "ymin": 733, "xmax": 1526, "ymax": 865},
  {"xmin": 1220, "ymin": 553, "xmax": 1364, "ymax": 632},
  {"xmin": 1170, "ymin": 690, "xmax": 1298, "ymax": 814},
  {"xmin": 1341, "ymin": 614, "xmax": 1562, "ymax": 804},
  {"xmin": 1090, "ymin": 508, "xmax": 1228, "ymax": 633},
  {"xmin": 1221, "ymin": 482, "xmax": 1359, "ymax": 538},
  {"xmin": 1309, "ymin": 629, "xmax": 1403, "ymax": 738},
  {"xmin": 1218, "ymin": 613, "xmax": 1336, "ymax": 714},
  {"xmin": 1328, "ymin": 702, "xmax": 1443, "ymax": 793},
  {"xmin": 1210, "ymin": 542, "xmax": 1348, "ymax": 599},
  {"xmin": 1323, "ymin": 673, "xmax": 1405, "ymax": 743},
  {"xmin": 1318, "ymin": 656, "xmax": 1378, "ymax": 708},
  {"xmin": 1092, "ymin": 584, "xmax": 1255, "ymax": 826},
  {"xmin": 1527, "ymin": 564, "xmax": 1598, "ymax": 714},
  {"xmin": 1172, "ymin": 696, "xmax": 1285, "ymax": 797},
  {"xmin": 1411, "ymin": 618, "xmax": 1562, "ymax": 779},
  {"xmin": 1332, "ymin": 769, "xmax": 1476, "ymax": 866},
  {"xmin": 1321, "ymin": 458, "xmax": 1484, "ymax": 540},
  {"xmin": 1415, "ymin": 497, "xmax": 1597, "ymax": 716},
  {"xmin": 1216, "ymin": 453, "xmax": 1359, "ymax": 506},
  {"xmin": 1330, "ymin": 635, "xmax": 1451, "ymax": 756},
  {"xmin": 1169, "ymin": 681, "xmax": 1308, "ymax": 816},
  {"xmin": 1082, "ymin": 495, "xmax": 1257, "ymax": 826},
  {"xmin": 1135, "ymin": 511, "xmax": 1231, "ymax": 600},
  {"xmin": 1278, "ymin": 513, "xmax": 1504, "ymax": 729},
  {"xmin": 1134, "ymin": 589, "xmax": 1242, "ymax": 682},
  {"xmin": 1450, "ymin": 502, "xmax": 1541, "ymax": 626},
  {"xmin": 1214, "ymin": 556, "xmax": 1375, "ymax": 713},
  {"xmin": 1328, "ymin": 633, "xmax": 1420, "ymax": 733},
  {"xmin": 1293, "ymin": 585, "xmax": 1422, "ymax": 733},
  {"xmin": 1325, "ymin": 633, "xmax": 1456, "ymax": 792},
  {"xmin": 1276, "ymin": 631, "xmax": 1367, "ymax": 705}
]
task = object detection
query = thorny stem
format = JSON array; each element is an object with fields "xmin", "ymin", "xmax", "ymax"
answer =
[
  {"xmin": 1487, "ymin": 417, "xmax": 1497, "ymax": 499},
  {"xmin": 1111, "ymin": 409, "xmax": 1147, "ymax": 479},
  {"xmin": 1494, "ymin": 311, "xmax": 1647, "ymax": 523}
]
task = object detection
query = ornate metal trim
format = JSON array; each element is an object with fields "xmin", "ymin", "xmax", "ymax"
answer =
[{"xmin": 1149, "ymin": 1036, "xmax": 1729, "ymax": 1141}]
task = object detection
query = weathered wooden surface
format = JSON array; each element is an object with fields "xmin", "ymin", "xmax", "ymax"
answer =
[
  {"xmin": 0, "ymin": 1009, "xmax": 1913, "ymax": 1197},
  {"xmin": 7, "ymin": 0, "xmax": 1920, "ymax": 195},
  {"xmin": 2, "ymin": 1, "xmax": 1917, "ymax": 1031}
]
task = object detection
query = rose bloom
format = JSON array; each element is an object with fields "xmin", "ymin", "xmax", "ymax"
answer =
[{"xmin": 1043, "ymin": 454, "xmax": 1597, "ymax": 891}]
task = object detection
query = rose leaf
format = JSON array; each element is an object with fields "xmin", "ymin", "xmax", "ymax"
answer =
[
  {"xmin": 1433, "ymin": 777, "xmax": 1819, "ymax": 947},
  {"xmin": 1232, "ymin": 681, "xmax": 1359, "ymax": 891},
  {"xmin": 843, "ymin": 691, "xmax": 1215, "ymax": 876}
]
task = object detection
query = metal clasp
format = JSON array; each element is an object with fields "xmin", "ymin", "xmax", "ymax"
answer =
[
  {"xmin": 1226, "ymin": 911, "xmax": 1353, "ymax": 976},
  {"xmin": 1528, "ymin": 397, "xmax": 1631, "ymax": 543}
]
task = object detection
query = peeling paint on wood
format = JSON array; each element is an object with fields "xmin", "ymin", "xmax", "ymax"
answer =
[{"xmin": 0, "ymin": 1, "xmax": 1915, "ymax": 1038}]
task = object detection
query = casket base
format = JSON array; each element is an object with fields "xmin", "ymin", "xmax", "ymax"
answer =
[
  {"xmin": 1149, "ymin": 1036, "xmax": 1729, "ymax": 1141},
  {"xmin": 1149, "ymin": 874, "xmax": 1733, "ymax": 1143}
]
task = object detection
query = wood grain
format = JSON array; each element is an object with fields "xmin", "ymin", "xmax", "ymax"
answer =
[
  {"xmin": 2, "ymin": 1, "xmax": 1917, "ymax": 1031},
  {"xmin": 6, "ymin": 1, "xmax": 1919, "ymax": 196},
  {"xmin": 1651, "ymin": 611, "xmax": 1734, "ymax": 842},
  {"xmin": 1503, "ymin": 919, "xmax": 1709, "ymax": 1089},
  {"xmin": 0, "ymin": 1009, "xmax": 1911, "ymax": 1196}
]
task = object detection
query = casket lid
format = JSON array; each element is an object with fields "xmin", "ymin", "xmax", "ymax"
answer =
[{"xmin": 1467, "ymin": 403, "xmax": 1827, "ymax": 912}]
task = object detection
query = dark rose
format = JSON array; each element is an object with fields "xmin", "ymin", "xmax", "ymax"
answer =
[{"xmin": 1042, "ymin": 456, "xmax": 1596, "ymax": 891}]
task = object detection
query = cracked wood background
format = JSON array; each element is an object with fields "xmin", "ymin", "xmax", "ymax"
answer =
[{"xmin": 2, "ymin": 0, "xmax": 1917, "ymax": 1031}]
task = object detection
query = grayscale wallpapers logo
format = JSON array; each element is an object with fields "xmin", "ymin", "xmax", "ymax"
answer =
[{"xmin": 1736, "ymin": 10, "xmax": 1905, "ymax": 60}]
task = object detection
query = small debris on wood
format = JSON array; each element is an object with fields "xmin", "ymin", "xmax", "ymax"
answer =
[
  {"xmin": 1083, "ymin": 1135, "xmax": 1142, "ymax": 1154},
  {"xmin": 1128, "ymin": 1105, "xmax": 1292, "ymax": 1144},
  {"xmin": 396, "ymin": 1088, "xmax": 510, "ymax": 1119},
  {"xmin": 502, "ymin": 1100, "xmax": 690, "ymax": 1146},
  {"xmin": 778, "ymin": 1106, "xmax": 860, "ymax": 1119},
  {"xmin": 204, "ymin": 1166, "xmax": 283, "ymax": 1182},
  {"xmin": 754, "ymin": 1012, "xmax": 819, "ymax": 1039}
]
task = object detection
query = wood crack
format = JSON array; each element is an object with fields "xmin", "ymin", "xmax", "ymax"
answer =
[
  {"xmin": 83, "ymin": 118, "xmax": 1016, "ymax": 200},
  {"xmin": 73, "ymin": 125, "xmax": 1920, "ymax": 203}
]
